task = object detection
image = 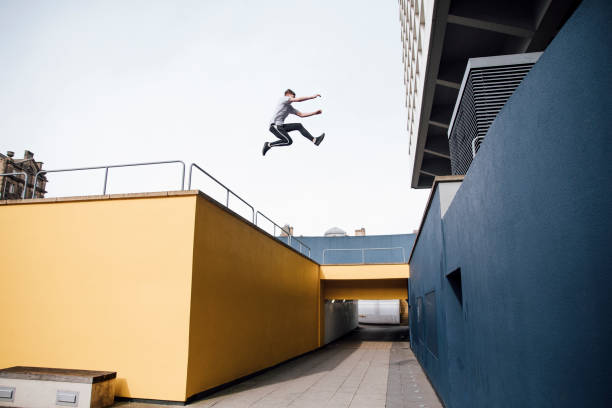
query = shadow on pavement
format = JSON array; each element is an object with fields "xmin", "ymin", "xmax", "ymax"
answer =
[{"xmin": 114, "ymin": 324, "xmax": 410, "ymax": 407}]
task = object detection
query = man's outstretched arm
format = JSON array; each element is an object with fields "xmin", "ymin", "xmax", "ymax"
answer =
[
  {"xmin": 297, "ymin": 109, "xmax": 323, "ymax": 118},
  {"xmin": 290, "ymin": 94, "xmax": 321, "ymax": 103}
]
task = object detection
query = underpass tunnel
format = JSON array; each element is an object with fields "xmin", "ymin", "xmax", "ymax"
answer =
[
  {"xmin": 320, "ymin": 265, "xmax": 410, "ymax": 345},
  {"xmin": 358, "ymin": 299, "xmax": 409, "ymax": 326},
  {"xmin": 323, "ymin": 297, "xmax": 410, "ymax": 344}
]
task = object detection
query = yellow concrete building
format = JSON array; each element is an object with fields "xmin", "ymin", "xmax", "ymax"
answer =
[{"xmin": 0, "ymin": 191, "xmax": 408, "ymax": 403}]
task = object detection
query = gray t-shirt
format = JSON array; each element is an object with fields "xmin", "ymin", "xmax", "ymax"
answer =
[{"xmin": 270, "ymin": 96, "xmax": 299, "ymax": 125}]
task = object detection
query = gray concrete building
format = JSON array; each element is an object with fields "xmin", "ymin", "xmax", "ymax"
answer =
[{"xmin": 400, "ymin": 0, "xmax": 582, "ymax": 188}]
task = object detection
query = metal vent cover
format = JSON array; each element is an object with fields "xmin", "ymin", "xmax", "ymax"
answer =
[{"xmin": 448, "ymin": 53, "xmax": 542, "ymax": 175}]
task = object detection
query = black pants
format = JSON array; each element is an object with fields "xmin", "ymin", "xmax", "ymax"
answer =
[{"xmin": 269, "ymin": 123, "xmax": 314, "ymax": 147}]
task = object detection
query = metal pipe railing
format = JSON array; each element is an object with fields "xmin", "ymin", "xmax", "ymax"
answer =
[
  {"xmin": 255, "ymin": 211, "xmax": 311, "ymax": 257},
  {"xmin": 188, "ymin": 163, "xmax": 254, "ymax": 223},
  {"xmin": 14, "ymin": 159, "xmax": 312, "ymax": 260},
  {"xmin": 31, "ymin": 160, "xmax": 185, "ymax": 198},
  {"xmin": 0, "ymin": 172, "xmax": 29, "ymax": 199},
  {"xmin": 472, "ymin": 136, "xmax": 485, "ymax": 158},
  {"xmin": 322, "ymin": 247, "xmax": 406, "ymax": 264}
]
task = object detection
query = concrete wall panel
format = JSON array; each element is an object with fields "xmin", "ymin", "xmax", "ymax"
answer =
[
  {"xmin": 282, "ymin": 234, "xmax": 416, "ymax": 264},
  {"xmin": 185, "ymin": 195, "xmax": 321, "ymax": 398},
  {"xmin": 0, "ymin": 196, "xmax": 196, "ymax": 401},
  {"xmin": 409, "ymin": 0, "xmax": 612, "ymax": 406},
  {"xmin": 323, "ymin": 279, "xmax": 408, "ymax": 300},
  {"xmin": 320, "ymin": 264, "xmax": 409, "ymax": 280},
  {"xmin": 324, "ymin": 301, "xmax": 358, "ymax": 344}
]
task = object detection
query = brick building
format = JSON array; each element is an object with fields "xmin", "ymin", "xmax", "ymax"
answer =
[{"xmin": 0, "ymin": 150, "xmax": 47, "ymax": 199}]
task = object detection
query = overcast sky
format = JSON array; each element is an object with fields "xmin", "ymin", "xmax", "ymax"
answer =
[{"xmin": 0, "ymin": 0, "xmax": 429, "ymax": 236}]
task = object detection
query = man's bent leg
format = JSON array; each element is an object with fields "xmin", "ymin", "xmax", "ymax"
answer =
[
  {"xmin": 269, "ymin": 124, "xmax": 293, "ymax": 147},
  {"xmin": 282, "ymin": 123, "xmax": 314, "ymax": 142}
]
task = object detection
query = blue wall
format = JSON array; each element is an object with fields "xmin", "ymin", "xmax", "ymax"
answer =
[
  {"xmin": 280, "ymin": 234, "xmax": 415, "ymax": 264},
  {"xmin": 409, "ymin": 0, "xmax": 612, "ymax": 406}
]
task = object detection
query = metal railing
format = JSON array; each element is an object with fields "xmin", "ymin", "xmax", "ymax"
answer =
[
  {"xmin": 322, "ymin": 247, "xmax": 407, "ymax": 264},
  {"xmin": 31, "ymin": 160, "xmax": 186, "ymax": 198},
  {"xmin": 255, "ymin": 211, "xmax": 311, "ymax": 257},
  {"xmin": 472, "ymin": 136, "xmax": 485, "ymax": 158},
  {"xmin": 0, "ymin": 172, "xmax": 29, "ymax": 199},
  {"xmin": 188, "ymin": 163, "xmax": 255, "ymax": 223},
  {"xmin": 5, "ymin": 159, "xmax": 312, "ymax": 259}
]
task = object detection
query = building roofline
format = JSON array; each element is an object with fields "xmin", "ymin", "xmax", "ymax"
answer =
[
  {"xmin": 408, "ymin": 175, "xmax": 464, "ymax": 264},
  {"xmin": 411, "ymin": 0, "xmax": 452, "ymax": 189}
]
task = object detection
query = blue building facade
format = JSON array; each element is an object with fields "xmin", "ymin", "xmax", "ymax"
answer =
[
  {"xmin": 281, "ymin": 233, "xmax": 415, "ymax": 264},
  {"xmin": 408, "ymin": 0, "xmax": 612, "ymax": 406}
]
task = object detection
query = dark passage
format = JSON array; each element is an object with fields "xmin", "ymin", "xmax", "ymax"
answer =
[{"xmin": 344, "ymin": 324, "xmax": 410, "ymax": 342}]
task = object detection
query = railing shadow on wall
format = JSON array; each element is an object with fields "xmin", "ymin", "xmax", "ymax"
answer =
[{"xmin": 24, "ymin": 160, "xmax": 311, "ymax": 259}]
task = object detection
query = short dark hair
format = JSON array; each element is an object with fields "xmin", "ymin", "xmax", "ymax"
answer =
[{"xmin": 284, "ymin": 89, "xmax": 295, "ymax": 96}]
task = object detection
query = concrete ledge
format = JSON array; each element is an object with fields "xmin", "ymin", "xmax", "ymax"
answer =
[
  {"xmin": 0, "ymin": 367, "xmax": 116, "ymax": 408},
  {"xmin": 0, "ymin": 188, "xmax": 315, "ymax": 264},
  {"xmin": 0, "ymin": 190, "xmax": 200, "ymax": 206},
  {"xmin": 408, "ymin": 175, "xmax": 464, "ymax": 264},
  {"xmin": 320, "ymin": 264, "xmax": 410, "ymax": 280},
  {"xmin": 0, "ymin": 367, "xmax": 116, "ymax": 384}
]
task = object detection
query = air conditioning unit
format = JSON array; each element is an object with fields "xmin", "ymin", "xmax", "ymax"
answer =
[{"xmin": 448, "ymin": 52, "xmax": 542, "ymax": 175}]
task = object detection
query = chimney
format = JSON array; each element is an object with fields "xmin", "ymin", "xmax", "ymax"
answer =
[
  {"xmin": 24, "ymin": 150, "xmax": 34, "ymax": 160},
  {"xmin": 280, "ymin": 225, "xmax": 294, "ymax": 237},
  {"xmin": 6, "ymin": 151, "xmax": 14, "ymax": 158},
  {"xmin": 355, "ymin": 228, "xmax": 366, "ymax": 236}
]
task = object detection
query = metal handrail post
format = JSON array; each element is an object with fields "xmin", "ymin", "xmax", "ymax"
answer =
[
  {"xmin": 472, "ymin": 136, "xmax": 485, "ymax": 158},
  {"xmin": 180, "ymin": 162, "xmax": 185, "ymax": 190},
  {"xmin": 0, "ymin": 172, "xmax": 29, "ymax": 199},
  {"xmin": 102, "ymin": 167, "xmax": 109, "ymax": 195},
  {"xmin": 23, "ymin": 173, "xmax": 29, "ymax": 199}
]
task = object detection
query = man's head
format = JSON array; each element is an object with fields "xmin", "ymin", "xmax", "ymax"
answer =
[{"xmin": 284, "ymin": 89, "xmax": 296, "ymax": 98}]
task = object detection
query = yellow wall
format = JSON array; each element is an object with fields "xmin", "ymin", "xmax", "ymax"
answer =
[
  {"xmin": 320, "ymin": 264, "xmax": 409, "ymax": 301},
  {"xmin": 322, "ymin": 279, "xmax": 408, "ymax": 300},
  {"xmin": 0, "ymin": 192, "xmax": 409, "ymax": 402},
  {"xmin": 320, "ymin": 264, "xmax": 409, "ymax": 280},
  {"xmin": 0, "ymin": 195, "xmax": 197, "ymax": 401},
  {"xmin": 185, "ymin": 195, "xmax": 320, "ymax": 398}
]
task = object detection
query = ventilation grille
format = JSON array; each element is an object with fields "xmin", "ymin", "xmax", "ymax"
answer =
[{"xmin": 448, "ymin": 59, "xmax": 538, "ymax": 175}]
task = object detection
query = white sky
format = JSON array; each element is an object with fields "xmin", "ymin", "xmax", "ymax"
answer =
[{"xmin": 0, "ymin": 0, "xmax": 429, "ymax": 236}]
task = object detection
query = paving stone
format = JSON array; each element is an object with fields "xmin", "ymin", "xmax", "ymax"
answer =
[{"xmin": 114, "ymin": 325, "xmax": 443, "ymax": 407}]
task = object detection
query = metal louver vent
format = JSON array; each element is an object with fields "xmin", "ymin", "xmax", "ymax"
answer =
[{"xmin": 448, "ymin": 53, "xmax": 542, "ymax": 175}]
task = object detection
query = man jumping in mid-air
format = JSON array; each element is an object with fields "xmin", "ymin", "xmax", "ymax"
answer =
[{"xmin": 262, "ymin": 89, "xmax": 325, "ymax": 156}]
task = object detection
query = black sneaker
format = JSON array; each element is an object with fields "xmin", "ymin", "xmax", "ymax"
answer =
[
  {"xmin": 262, "ymin": 142, "xmax": 271, "ymax": 156},
  {"xmin": 314, "ymin": 133, "xmax": 325, "ymax": 146}
]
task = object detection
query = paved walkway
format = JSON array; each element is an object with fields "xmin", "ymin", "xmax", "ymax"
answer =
[{"xmin": 115, "ymin": 325, "xmax": 442, "ymax": 408}]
